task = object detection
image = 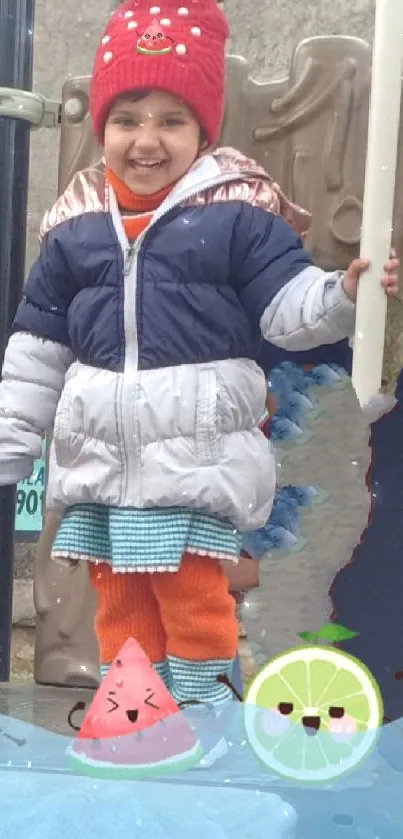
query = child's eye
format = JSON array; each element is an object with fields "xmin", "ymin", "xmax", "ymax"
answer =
[
  {"xmin": 163, "ymin": 117, "xmax": 185, "ymax": 127},
  {"xmin": 115, "ymin": 117, "xmax": 136, "ymax": 127}
]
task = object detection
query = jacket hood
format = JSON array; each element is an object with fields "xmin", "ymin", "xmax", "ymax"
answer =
[{"xmin": 212, "ymin": 147, "xmax": 312, "ymax": 239}]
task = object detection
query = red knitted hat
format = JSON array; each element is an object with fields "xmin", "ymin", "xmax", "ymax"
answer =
[{"xmin": 90, "ymin": 0, "xmax": 230, "ymax": 145}]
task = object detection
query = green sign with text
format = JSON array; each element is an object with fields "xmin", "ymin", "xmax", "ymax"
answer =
[{"xmin": 14, "ymin": 442, "xmax": 46, "ymax": 537}]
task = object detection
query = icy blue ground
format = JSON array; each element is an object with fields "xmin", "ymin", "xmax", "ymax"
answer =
[{"xmin": 1, "ymin": 709, "xmax": 403, "ymax": 839}]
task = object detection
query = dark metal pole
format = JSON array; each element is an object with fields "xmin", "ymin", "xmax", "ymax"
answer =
[{"xmin": 0, "ymin": 0, "xmax": 35, "ymax": 681}]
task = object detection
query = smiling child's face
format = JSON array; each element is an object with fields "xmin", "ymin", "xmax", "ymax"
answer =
[{"xmin": 104, "ymin": 89, "xmax": 202, "ymax": 195}]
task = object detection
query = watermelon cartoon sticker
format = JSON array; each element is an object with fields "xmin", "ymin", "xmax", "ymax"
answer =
[
  {"xmin": 137, "ymin": 20, "xmax": 174, "ymax": 55},
  {"xmin": 66, "ymin": 638, "xmax": 204, "ymax": 779}
]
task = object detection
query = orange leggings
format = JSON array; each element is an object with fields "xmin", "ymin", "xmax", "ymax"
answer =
[{"xmin": 88, "ymin": 552, "xmax": 239, "ymax": 666}]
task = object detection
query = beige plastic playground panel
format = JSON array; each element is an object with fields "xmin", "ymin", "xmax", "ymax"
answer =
[{"xmin": 33, "ymin": 36, "xmax": 403, "ymax": 687}]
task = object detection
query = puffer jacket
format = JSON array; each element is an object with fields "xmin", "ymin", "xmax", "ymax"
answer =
[{"xmin": 0, "ymin": 148, "xmax": 355, "ymax": 531}]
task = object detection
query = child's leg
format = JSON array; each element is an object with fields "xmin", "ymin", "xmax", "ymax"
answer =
[
  {"xmin": 151, "ymin": 553, "xmax": 238, "ymax": 706},
  {"xmin": 88, "ymin": 563, "xmax": 169, "ymax": 686}
]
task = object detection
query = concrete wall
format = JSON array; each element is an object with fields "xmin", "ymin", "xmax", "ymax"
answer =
[{"xmin": 15, "ymin": 0, "xmax": 376, "ymax": 577}]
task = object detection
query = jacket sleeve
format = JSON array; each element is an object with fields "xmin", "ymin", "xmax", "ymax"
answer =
[
  {"xmin": 0, "ymin": 228, "xmax": 76, "ymax": 485},
  {"xmin": 232, "ymin": 205, "xmax": 356, "ymax": 350}
]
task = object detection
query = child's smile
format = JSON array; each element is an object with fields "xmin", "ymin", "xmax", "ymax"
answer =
[
  {"xmin": 127, "ymin": 156, "xmax": 169, "ymax": 180},
  {"xmin": 104, "ymin": 89, "xmax": 202, "ymax": 195}
]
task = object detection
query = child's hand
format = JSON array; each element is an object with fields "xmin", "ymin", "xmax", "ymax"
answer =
[{"xmin": 342, "ymin": 252, "xmax": 400, "ymax": 303}]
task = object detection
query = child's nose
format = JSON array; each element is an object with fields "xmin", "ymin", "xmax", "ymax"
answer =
[{"xmin": 134, "ymin": 123, "xmax": 160, "ymax": 150}]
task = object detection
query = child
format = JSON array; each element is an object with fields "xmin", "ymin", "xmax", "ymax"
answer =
[{"xmin": 0, "ymin": 0, "xmax": 398, "ymax": 763}]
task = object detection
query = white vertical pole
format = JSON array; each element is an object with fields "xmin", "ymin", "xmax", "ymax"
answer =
[{"xmin": 351, "ymin": 0, "xmax": 403, "ymax": 408}]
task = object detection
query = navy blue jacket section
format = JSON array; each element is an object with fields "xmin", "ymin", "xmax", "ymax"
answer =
[
  {"xmin": 13, "ymin": 201, "xmax": 312, "ymax": 373},
  {"xmin": 13, "ymin": 213, "xmax": 124, "ymax": 371}
]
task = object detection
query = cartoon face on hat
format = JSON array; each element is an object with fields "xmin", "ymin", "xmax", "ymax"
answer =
[{"xmin": 136, "ymin": 18, "xmax": 174, "ymax": 54}]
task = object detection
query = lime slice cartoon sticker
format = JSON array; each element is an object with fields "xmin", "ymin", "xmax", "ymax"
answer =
[{"xmin": 243, "ymin": 625, "xmax": 383, "ymax": 783}]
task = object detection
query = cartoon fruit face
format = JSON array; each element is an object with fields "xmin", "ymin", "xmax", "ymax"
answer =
[
  {"xmin": 137, "ymin": 20, "xmax": 173, "ymax": 55},
  {"xmin": 78, "ymin": 639, "xmax": 180, "ymax": 738},
  {"xmin": 243, "ymin": 645, "xmax": 383, "ymax": 783},
  {"xmin": 67, "ymin": 638, "xmax": 203, "ymax": 778}
]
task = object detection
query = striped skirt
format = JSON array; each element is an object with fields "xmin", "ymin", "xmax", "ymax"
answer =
[{"xmin": 52, "ymin": 504, "xmax": 243, "ymax": 573}]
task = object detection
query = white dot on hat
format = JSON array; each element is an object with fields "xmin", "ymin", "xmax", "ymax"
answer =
[
  {"xmin": 176, "ymin": 43, "xmax": 187, "ymax": 55},
  {"xmin": 191, "ymin": 26, "xmax": 201, "ymax": 35},
  {"xmin": 124, "ymin": 10, "xmax": 134, "ymax": 17},
  {"xmin": 160, "ymin": 17, "xmax": 171, "ymax": 25},
  {"xmin": 103, "ymin": 51, "xmax": 113, "ymax": 63},
  {"xmin": 101, "ymin": 35, "xmax": 111, "ymax": 44},
  {"xmin": 177, "ymin": 7, "xmax": 189, "ymax": 15},
  {"xmin": 150, "ymin": 5, "xmax": 161, "ymax": 12},
  {"xmin": 127, "ymin": 20, "xmax": 137, "ymax": 28}
]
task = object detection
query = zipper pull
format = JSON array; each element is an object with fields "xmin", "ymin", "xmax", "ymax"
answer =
[{"xmin": 124, "ymin": 244, "xmax": 136, "ymax": 276}]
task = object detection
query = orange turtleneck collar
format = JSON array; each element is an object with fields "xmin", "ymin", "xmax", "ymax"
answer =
[
  {"xmin": 106, "ymin": 165, "xmax": 176, "ymax": 241},
  {"xmin": 106, "ymin": 165, "xmax": 174, "ymax": 211}
]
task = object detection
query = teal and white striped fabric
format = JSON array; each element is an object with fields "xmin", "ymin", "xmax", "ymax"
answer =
[
  {"xmin": 52, "ymin": 504, "xmax": 242, "ymax": 572},
  {"xmin": 168, "ymin": 656, "xmax": 234, "ymax": 705}
]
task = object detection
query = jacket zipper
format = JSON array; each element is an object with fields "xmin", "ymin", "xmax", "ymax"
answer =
[
  {"xmin": 124, "ymin": 243, "xmax": 136, "ymax": 276},
  {"xmin": 111, "ymin": 167, "xmax": 259, "ymax": 504}
]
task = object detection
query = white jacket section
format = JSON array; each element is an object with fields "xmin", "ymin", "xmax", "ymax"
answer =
[
  {"xmin": 0, "ymin": 332, "xmax": 73, "ymax": 484},
  {"xmin": 261, "ymin": 267, "xmax": 356, "ymax": 350},
  {"xmin": 46, "ymin": 357, "xmax": 276, "ymax": 531}
]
